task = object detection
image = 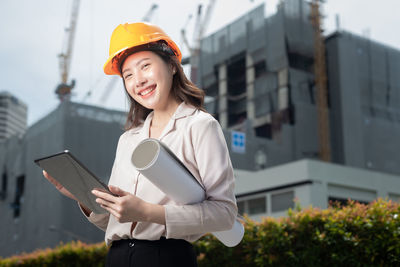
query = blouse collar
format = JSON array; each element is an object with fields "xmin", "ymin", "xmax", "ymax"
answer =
[{"xmin": 129, "ymin": 102, "xmax": 197, "ymax": 135}]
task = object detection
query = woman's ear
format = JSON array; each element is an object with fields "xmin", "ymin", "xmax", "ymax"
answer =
[{"xmin": 171, "ymin": 64, "xmax": 176, "ymax": 75}]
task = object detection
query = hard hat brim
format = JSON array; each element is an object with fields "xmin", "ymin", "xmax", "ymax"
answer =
[{"xmin": 103, "ymin": 36, "xmax": 182, "ymax": 76}]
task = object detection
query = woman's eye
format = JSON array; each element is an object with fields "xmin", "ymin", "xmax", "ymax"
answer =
[
  {"xmin": 124, "ymin": 73, "xmax": 132, "ymax": 80},
  {"xmin": 142, "ymin": 63, "xmax": 150, "ymax": 69}
]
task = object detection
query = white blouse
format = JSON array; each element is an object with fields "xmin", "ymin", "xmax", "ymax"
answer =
[{"xmin": 82, "ymin": 101, "xmax": 238, "ymax": 246}]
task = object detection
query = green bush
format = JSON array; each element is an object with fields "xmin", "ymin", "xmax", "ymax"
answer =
[
  {"xmin": 196, "ymin": 198, "xmax": 400, "ymax": 267},
  {"xmin": 1, "ymin": 199, "xmax": 399, "ymax": 266},
  {"xmin": 0, "ymin": 241, "xmax": 107, "ymax": 267}
]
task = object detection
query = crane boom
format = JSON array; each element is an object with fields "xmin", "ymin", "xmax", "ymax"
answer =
[
  {"xmin": 198, "ymin": 0, "xmax": 216, "ymax": 44},
  {"xmin": 192, "ymin": 5, "xmax": 203, "ymax": 49},
  {"xmin": 310, "ymin": 0, "xmax": 331, "ymax": 162},
  {"xmin": 56, "ymin": 0, "xmax": 80, "ymax": 101},
  {"xmin": 181, "ymin": 0, "xmax": 216, "ymax": 84},
  {"xmin": 142, "ymin": 4, "xmax": 158, "ymax": 22}
]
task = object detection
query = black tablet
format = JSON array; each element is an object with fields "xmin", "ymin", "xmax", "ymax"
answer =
[{"xmin": 34, "ymin": 150, "xmax": 113, "ymax": 214}]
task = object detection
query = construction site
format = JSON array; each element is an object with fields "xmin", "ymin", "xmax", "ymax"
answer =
[{"xmin": 1, "ymin": 0, "xmax": 400, "ymax": 257}]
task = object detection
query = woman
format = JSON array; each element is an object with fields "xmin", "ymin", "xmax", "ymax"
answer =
[{"xmin": 43, "ymin": 22, "xmax": 238, "ymax": 267}]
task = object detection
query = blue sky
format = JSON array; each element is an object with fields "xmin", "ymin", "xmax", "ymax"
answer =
[{"xmin": 1, "ymin": 0, "xmax": 399, "ymax": 126}]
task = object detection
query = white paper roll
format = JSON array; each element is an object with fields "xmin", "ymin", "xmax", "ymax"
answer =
[{"xmin": 131, "ymin": 138, "xmax": 244, "ymax": 247}]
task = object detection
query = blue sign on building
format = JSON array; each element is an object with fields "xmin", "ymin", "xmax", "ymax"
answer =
[{"xmin": 231, "ymin": 131, "xmax": 246, "ymax": 154}]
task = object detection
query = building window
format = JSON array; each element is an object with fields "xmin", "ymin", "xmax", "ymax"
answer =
[
  {"xmin": 328, "ymin": 197, "xmax": 369, "ymax": 207},
  {"xmin": 271, "ymin": 191, "xmax": 294, "ymax": 212},
  {"xmin": 227, "ymin": 53, "xmax": 247, "ymax": 127},
  {"xmin": 248, "ymin": 196, "xmax": 266, "ymax": 215},
  {"xmin": 11, "ymin": 175, "xmax": 25, "ymax": 218},
  {"xmin": 228, "ymin": 111, "xmax": 247, "ymax": 127},
  {"xmin": 288, "ymin": 52, "xmax": 313, "ymax": 73},
  {"xmin": 237, "ymin": 201, "xmax": 245, "ymax": 215},
  {"xmin": 0, "ymin": 168, "xmax": 7, "ymax": 200},
  {"xmin": 204, "ymin": 82, "xmax": 219, "ymax": 97},
  {"xmin": 388, "ymin": 194, "xmax": 400, "ymax": 202},
  {"xmin": 237, "ymin": 195, "xmax": 267, "ymax": 216},
  {"xmin": 255, "ymin": 123, "xmax": 272, "ymax": 139},
  {"xmin": 254, "ymin": 61, "xmax": 266, "ymax": 78}
]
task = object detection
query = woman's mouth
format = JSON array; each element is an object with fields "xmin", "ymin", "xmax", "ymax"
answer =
[{"xmin": 139, "ymin": 85, "xmax": 156, "ymax": 97}]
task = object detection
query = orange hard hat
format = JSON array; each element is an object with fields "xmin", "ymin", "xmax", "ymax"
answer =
[{"xmin": 103, "ymin": 22, "xmax": 182, "ymax": 76}]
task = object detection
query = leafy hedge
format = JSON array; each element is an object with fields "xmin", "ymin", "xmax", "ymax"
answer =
[
  {"xmin": 196, "ymin": 199, "xmax": 400, "ymax": 267},
  {"xmin": 1, "ymin": 199, "xmax": 399, "ymax": 266},
  {"xmin": 0, "ymin": 241, "xmax": 107, "ymax": 267}
]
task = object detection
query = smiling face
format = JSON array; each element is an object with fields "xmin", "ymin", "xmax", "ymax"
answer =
[{"xmin": 121, "ymin": 50, "xmax": 176, "ymax": 111}]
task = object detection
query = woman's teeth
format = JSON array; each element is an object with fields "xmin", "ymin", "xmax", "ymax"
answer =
[{"xmin": 140, "ymin": 86, "xmax": 155, "ymax": 96}]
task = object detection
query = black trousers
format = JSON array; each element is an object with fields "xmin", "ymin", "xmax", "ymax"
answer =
[{"xmin": 105, "ymin": 237, "xmax": 198, "ymax": 267}]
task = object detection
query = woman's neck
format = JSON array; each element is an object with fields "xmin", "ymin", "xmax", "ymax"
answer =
[{"xmin": 151, "ymin": 99, "xmax": 182, "ymax": 128}]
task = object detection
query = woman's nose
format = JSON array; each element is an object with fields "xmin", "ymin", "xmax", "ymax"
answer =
[{"xmin": 135, "ymin": 71, "xmax": 147, "ymax": 87}]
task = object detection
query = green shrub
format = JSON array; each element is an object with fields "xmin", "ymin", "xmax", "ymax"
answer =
[
  {"xmin": 1, "ymin": 199, "xmax": 399, "ymax": 266},
  {"xmin": 196, "ymin": 198, "xmax": 400, "ymax": 267},
  {"xmin": 0, "ymin": 241, "xmax": 107, "ymax": 267}
]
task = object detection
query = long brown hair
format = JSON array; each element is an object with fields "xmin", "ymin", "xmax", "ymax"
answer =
[{"xmin": 119, "ymin": 42, "xmax": 206, "ymax": 130}]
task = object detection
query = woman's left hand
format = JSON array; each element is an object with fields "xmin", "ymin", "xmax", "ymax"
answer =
[{"xmin": 92, "ymin": 185, "xmax": 153, "ymax": 224}]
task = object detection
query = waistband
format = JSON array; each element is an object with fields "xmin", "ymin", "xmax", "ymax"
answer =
[{"xmin": 111, "ymin": 237, "xmax": 192, "ymax": 248}]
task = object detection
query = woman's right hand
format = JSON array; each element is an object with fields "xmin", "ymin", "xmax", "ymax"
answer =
[{"xmin": 42, "ymin": 170, "xmax": 78, "ymax": 201}]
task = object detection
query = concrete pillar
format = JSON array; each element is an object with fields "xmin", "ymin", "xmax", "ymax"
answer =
[
  {"xmin": 277, "ymin": 68, "xmax": 289, "ymax": 110},
  {"xmin": 218, "ymin": 64, "xmax": 228, "ymax": 128},
  {"xmin": 278, "ymin": 68, "xmax": 288, "ymax": 87},
  {"xmin": 278, "ymin": 86, "xmax": 289, "ymax": 110},
  {"xmin": 246, "ymin": 53, "xmax": 255, "ymax": 119}
]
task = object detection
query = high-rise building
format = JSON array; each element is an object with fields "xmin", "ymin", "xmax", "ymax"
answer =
[
  {"xmin": 0, "ymin": 91, "xmax": 28, "ymax": 142},
  {"xmin": 198, "ymin": 1, "xmax": 400, "ymax": 175}
]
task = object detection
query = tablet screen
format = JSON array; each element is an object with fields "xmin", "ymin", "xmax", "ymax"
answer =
[{"xmin": 35, "ymin": 151, "xmax": 112, "ymax": 214}]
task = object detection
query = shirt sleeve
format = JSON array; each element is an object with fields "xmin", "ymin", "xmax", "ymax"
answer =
[
  {"xmin": 164, "ymin": 117, "xmax": 238, "ymax": 238},
  {"xmin": 78, "ymin": 204, "xmax": 110, "ymax": 232}
]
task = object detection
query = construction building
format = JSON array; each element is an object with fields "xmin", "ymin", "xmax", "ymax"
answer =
[
  {"xmin": 200, "ymin": 2, "xmax": 400, "ymax": 175},
  {"xmin": 0, "ymin": 91, "xmax": 27, "ymax": 142},
  {"xmin": 0, "ymin": 101, "xmax": 126, "ymax": 257},
  {"xmin": 0, "ymin": 0, "xmax": 400, "ymax": 258},
  {"xmin": 235, "ymin": 159, "xmax": 400, "ymax": 221}
]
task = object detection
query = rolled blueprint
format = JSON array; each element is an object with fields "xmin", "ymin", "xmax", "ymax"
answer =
[{"xmin": 131, "ymin": 138, "xmax": 244, "ymax": 247}]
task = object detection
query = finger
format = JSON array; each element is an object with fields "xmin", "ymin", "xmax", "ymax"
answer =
[
  {"xmin": 108, "ymin": 185, "xmax": 128, "ymax": 197},
  {"xmin": 43, "ymin": 171, "xmax": 57, "ymax": 185},
  {"xmin": 43, "ymin": 170, "xmax": 51, "ymax": 180},
  {"xmin": 92, "ymin": 189, "xmax": 118, "ymax": 203},
  {"xmin": 93, "ymin": 187, "xmax": 111, "ymax": 194},
  {"xmin": 95, "ymin": 197, "xmax": 116, "ymax": 209},
  {"xmin": 97, "ymin": 199, "xmax": 121, "ymax": 218},
  {"xmin": 99, "ymin": 203, "xmax": 120, "ymax": 218}
]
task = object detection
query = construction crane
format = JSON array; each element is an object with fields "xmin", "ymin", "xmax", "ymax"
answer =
[
  {"xmin": 181, "ymin": 0, "xmax": 216, "ymax": 84},
  {"xmin": 55, "ymin": 0, "xmax": 80, "ymax": 102},
  {"xmin": 94, "ymin": 4, "xmax": 159, "ymax": 106},
  {"xmin": 310, "ymin": 0, "xmax": 331, "ymax": 162},
  {"xmin": 142, "ymin": 4, "xmax": 158, "ymax": 22}
]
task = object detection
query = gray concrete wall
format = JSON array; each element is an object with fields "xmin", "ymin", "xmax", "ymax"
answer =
[
  {"xmin": 326, "ymin": 33, "xmax": 365, "ymax": 168},
  {"xmin": 0, "ymin": 102, "xmax": 125, "ymax": 257},
  {"xmin": 326, "ymin": 32, "xmax": 400, "ymax": 175}
]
